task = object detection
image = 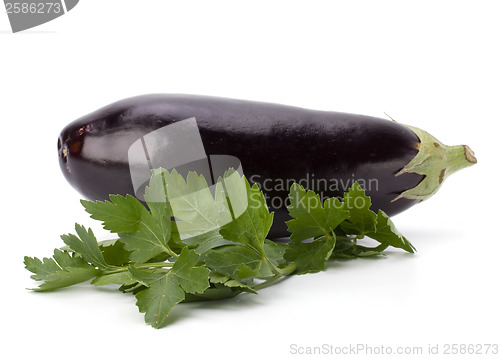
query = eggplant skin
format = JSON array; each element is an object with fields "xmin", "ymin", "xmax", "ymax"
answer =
[{"xmin": 58, "ymin": 94, "xmax": 423, "ymax": 238}]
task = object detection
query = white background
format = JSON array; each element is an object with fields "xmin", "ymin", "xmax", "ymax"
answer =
[{"xmin": 1, "ymin": 1, "xmax": 499, "ymax": 357}]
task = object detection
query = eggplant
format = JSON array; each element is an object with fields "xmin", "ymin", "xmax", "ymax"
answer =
[{"xmin": 58, "ymin": 94, "xmax": 476, "ymax": 238}]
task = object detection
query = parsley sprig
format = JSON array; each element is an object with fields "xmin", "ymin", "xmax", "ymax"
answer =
[{"xmin": 25, "ymin": 169, "xmax": 415, "ymax": 329}]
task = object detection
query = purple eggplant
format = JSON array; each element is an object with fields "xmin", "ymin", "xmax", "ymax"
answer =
[{"xmin": 58, "ymin": 94, "xmax": 476, "ymax": 238}]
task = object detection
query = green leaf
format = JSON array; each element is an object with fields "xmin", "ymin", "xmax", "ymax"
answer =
[
  {"xmin": 219, "ymin": 179, "xmax": 274, "ymax": 256},
  {"xmin": 170, "ymin": 248, "xmax": 211, "ymax": 294},
  {"xmin": 330, "ymin": 235, "xmax": 387, "ymax": 258},
  {"xmin": 219, "ymin": 168, "xmax": 251, "ymax": 218},
  {"xmin": 182, "ymin": 229, "xmax": 234, "ymax": 254},
  {"xmin": 263, "ymin": 240, "xmax": 289, "ymax": 268},
  {"xmin": 37, "ymin": 268, "xmax": 100, "ymax": 291},
  {"xmin": 205, "ymin": 176, "xmax": 278, "ymax": 279},
  {"xmin": 129, "ymin": 248, "xmax": 210, "ymax": 329},
  {"xmin": 286, "ymin": 184, "xmax": 349, "ymax": 241},
  {"xmin": 341, "ymin": 182, "xmax": 378, "ymax": 234},
  {"xmin": 204, "ymin": 245, "xmax": 274, "ymax": 279},
  {"xmin": 284, "ymin": 236, "xmax": 336, "ymax": 274},
  {"xmin": 60, "ymin": 224, "xmax": 110, "ymax": 269},
  {"xmin": 183, "ymin": 284, "xmax": 240, "ymax": 302},
  {"xmin": 81, "ymin": 194, "xmax": 146, "ymax": 233},
  {"xmin": 100, "ymin": 240, "xmax": 131, "ymax": 266},
  {"xmin": 82, "ymin": 171, "xmax": 174, "ymax": 263},
  {"xmin": 24, "ymin": 249, "xmax": 99, "ymax": 291},
  {"xmin": 367, "ymin": 211, "xmax": 416, "ymax": 253},
  {"xmin": 208, "ymin": 271, "xmax": 232, "ymax": 284},
  {"xmin": 143, "ymin": 169, "xmax": 174, "ymax": 245},
  {"xmin": 334, "ymin": 183, "xmax": 416, "ymax": 253},
  {"xmin": 161, "ymin": 169, "xmax": 233, "ymax": 238},
  {"xmin": 208, "ymin": 272, "xmax": 256, "ymax": 294},
  {"xmin": 284, "ymin": 184, "xmax": 348, "ymax": 274},
  {"xmin": 118, "ymin": 212, "xmax": 173, "ymax": 263},
  {"xmin": 130, "ymin": 267, "xmax": 184, "ymax": 329},
  {"xmin": 119, "ymin": 282, "xmax": 146, "ymax": 295},
  {"xmin": 91, "ymin": 271, "xmax": 136, "ymax": 287}
]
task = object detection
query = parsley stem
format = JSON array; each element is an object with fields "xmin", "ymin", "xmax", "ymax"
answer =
[
  {"xmin": 137, "ymin": 262, "xmax": 175, "ymax": 269},
  {"xmin": 163, "ymin": 246, "xmax": 179, "ymax": 259},
  {"xmin": 251, "ymin": 262, "xmax": 296, "ymax": 291},
  {"xmin": 103, "ymin": 262, "xmax": 174, "ymax": 274},
  {"xmin": 251, "ymin": 276, "xmax": 283, "ymax": 291},
  {"xmin": 277, "ymin": 262, "xmax": 297, "ymax": 276},
  {"xmin": 268, "ymin": 258, "xmax": 296, "ymax": 277}
]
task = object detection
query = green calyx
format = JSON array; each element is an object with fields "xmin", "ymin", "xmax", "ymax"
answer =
[{"xmin": 394, "ymin": 125, "xmax": 477, "ymax": 202}]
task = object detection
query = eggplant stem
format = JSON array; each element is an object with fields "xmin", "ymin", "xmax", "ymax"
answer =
[{"xmin": 393, "ymin": 125, "xmax": 477, "ymax": 202}]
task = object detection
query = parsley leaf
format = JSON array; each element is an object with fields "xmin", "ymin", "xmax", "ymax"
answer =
[
  {"xmin": 161, "ymin": 169, "xmax": 233, "ymax": 238},
  {"xmin": 218, "ymin": 179, "xmax": 274, "ymax": 256},
  {"xmin": 82, "ymin": 170, "xmax": 176, "ymax": 263},
  {"xmin": 284, "ymin": 184, "xmax": 349, "ymax": 274},
  {"xmin": 204, "ymin": 245, "xmax": 274, "ymax": 279},
  {"xmin": 286, "ymin": 183, "xmax": 350, "ymax": 242},
  {"xmin": 80, "ymin": 194, "xmax": 146, "ymax": 233},
  {"xmin": 285, "ymin": 182, "xmax": 415, "ymax": 273},
  {"xmin": 91, "ymin": 271, "xmax": 136, "ymax": 287},
  {"xmin": 60, "ymin": 224, "xmax": 111, "ymax": 269},
  {"xmin": 340, "ymin": 183, "xmax": 415, "ymax": 254},
  {"xmin": 208, "ymin": 272, "xmax": 256, "ymax": 293},
  {"xmin": 284, "ymin": 238, "xmax": 337, "ymax": 274},
  {"xmin": 99, "ymin": 240, "xmax": 131, "ymax": 266},
  {"xmin": 24, "ymin": 249, "xmax": 99, "ymax": 291},
  {"xmin": 369, "ymin": 210, "xmax": 416, "ymax": 253},
  {"xmin": 204, "ymin": 177, "xmax": 285, "ymax": 280},
  {"xmin": 341, "ymin": 182, "xmax": 378, "ymax": 234},
  {"xmin": 129, "ymin": 248, "xmax": 210, "ymax": 328}
]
